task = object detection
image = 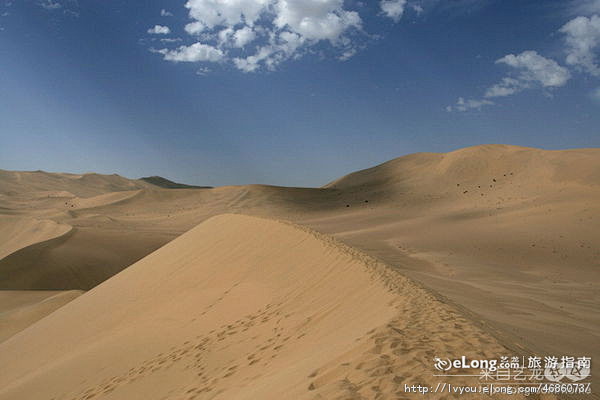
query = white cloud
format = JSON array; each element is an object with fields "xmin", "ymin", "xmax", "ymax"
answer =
[
  {"xmin": 570, "ymin": 0, "xmax": 600, "ymax": 16},
  {"xmin": 412, "ymin": 4, "xmax": 424, "ymax": 15},
  {"xmin": 273, "ymin": 0, "xmax": 361, "ymax": 42},
  {"xmin": 233, "ymin": 26, "xmax": 256, "ymax": 48},
  {"xmin": 446, "ymin": 97, "xmax": 493, "ymax": 112},
  {"xmin": 160, "ymin": 38, "xmax": 183, "ymax": 43},
  {"xmin": 148, "ymin": 25, "xmax": 171, "ymax": 35},
  {"xmin": 560, "ymin": 15, "xmax": 600, "ymax": 76},
  {"xmin": 156, "ymin": 0, "xmax": 363, "ymax": 72},
  {"xmin": 495, "ymin": 51, "xmax": 571, "ymax": 88},
  {"xmin": 339, "ymin": 48, "xmax": 357, "ymax": 61},
  {"xmin": 380, "ymin": 0, "xmax": 407, "ymax": 22},
  {"xmin": 196, "ymin": 66, "xmax": 212, "ymax": 75},
  {"xmin": 217, "ymin": 27, "xmax": 234, "ymax": 45},
  {"xmin": 278, "ymin": 31, "xmax": 305, "ymax": 55},
  {"xmin": 184, "ymin": 0, "xmax": 270, "ymax": 30},
  {"xmin": 233, "ymin": 31, "xmax": 306, "ymax": 72},
  {"xmin": 160, "ymin": 9, "xmax": 173, "ymax": 17},
  {"xmin": 591, "ymin": 86, "xmax": 600, "ymax": 102},
  {"xmin": 158, "ymin": 42, "xmax": 224, "ymax": 62},
  {"xmin": 185, "ymin": 21, "xmax": 206, "ymax": 35},
  {"xmin": 39, "ymin": 0, "xmax": 62, "ymax": 10},
  {"xmin": 234, "ymin": 46, "xmax": 275, "ymax": 72},
  {"xmin": 484, "ymin": 77, "xmax": 528, "ymax": 98},
  {"xmin": 448, "ymin": 51, "xmax": 570, "ymax": 112}
]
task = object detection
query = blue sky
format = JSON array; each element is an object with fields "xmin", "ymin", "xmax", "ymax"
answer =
[{"xmin": 1, "ymin": 0, "xmax": 599, "ymax": 187}]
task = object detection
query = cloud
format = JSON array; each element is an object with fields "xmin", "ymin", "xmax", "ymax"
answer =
[
  {"xmin": 184, "ymin": 21, "xmax": 206, "ymax": 35},
  {"xmin": 234, "ymin": 46, "xmax": 276, "ymax": 72},
  {"xmin": 184, "ymin": 0, "xmax": 270, "ymax": 30},
  {"xmin": 156, "ymin": 0, "xmax": 363, "ymax": 72},
  {"xmin": 380, "ymin": 0, "xmax": 407, "ymax": 22},
  {"xmin": 412, "ymin": 4, "xmax": 424, "ymax": 15},
  {"xmin": 36, "ymin": 0, "xmax": 79, "ymax": 16},
  {"xmin": 160, "ymin": 38, "xmax": 183, "ymax": 43},
  {"xmin": 570, "ymin": 0, "xmax": 600, "ymax": 16},
  {"xmin": 38, "ymin": 0, "xmax": 62, "ymax": 10},
  {"xmin": 231, "ymin": 31, "xmax": 307, "ymax": 72},
  {"xmin": 591, "ymin": 86, "xmax": 600, "ymax": 102},
  {"xmin": 273, "ymin": 0, "xmax": 361, "ymax": 42},
  {"xmin": 492, "ymin": 50, "xmax": 571, "ymax": 90},
  {"xmin": 339, "ymin": 48, "xmax": 357, "ymax": 61},
  {"xmin": 448, "ymin": 51, "xmax": 570, "ymax": 112},
  {"xmin": 446, "ymin": 97, "xmax": 493, "ymax": 112},
  {"xmin": 158, "ymin": 42, "xmax": 224, "ymax": 62},
  {"xmin": 560, "ymin": 15, "xmax": 600, "ymax": 76},
  {"xmin": 233, "ymin": 26, "xmax": 256, "ymax": 48},
  {"xmin": 484, "ymin": 77, "xmax": 528, "ymax": 98},
  {"xmin": 196, "ymin": 66, "xmax": 212, "ymax": 75},
  {"xmin": 160, "ymin": 9, "xmax": 173, "ymax": 17},
  {"xmin": 148, "ymin": 25, "xmax": 171, "ymax": 35}
]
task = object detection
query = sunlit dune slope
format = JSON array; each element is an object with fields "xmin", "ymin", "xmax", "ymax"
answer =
[
  {"xmin": 0, "ymin": 215, "xmax": 530, "ymax": 400},
  {"xmin": 325, "ymin": 144, "xmax": 600, "ymax": 205}
]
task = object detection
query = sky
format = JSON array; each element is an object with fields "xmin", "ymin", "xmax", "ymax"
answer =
[{"xmin": 0, "ymin": 0, "xmax": 599, "ymax": 187}]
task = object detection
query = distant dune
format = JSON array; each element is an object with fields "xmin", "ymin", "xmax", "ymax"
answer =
[
  {"xmin": 0, "ymin": 170, "xmax": 146, "ymax": 198},
  {"xmin": 0, "ymin": 215, "xmax": 525, "ymax": 400},
  {"xmin": 0, "ymin": 144, "xmax": 598, "ymax": 396},
  {"xmin": 0, "ymin": 169, "xmax": 210, "ymax": 200}
]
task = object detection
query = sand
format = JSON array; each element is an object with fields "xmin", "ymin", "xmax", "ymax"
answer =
[
  {"xmin": 0, "ymin": 290, "xmax": 82, "ymax": 344},
  {"xmin": 0, "ymin": 216, "xmax": 71, "ymax": 260},
  {"xmin": 0, "ymin": 215, "xmax": 546, "ymax": 400},
  {"xmin": 0, "ymin": 144, "xmax": 597, "ymax": 398}
]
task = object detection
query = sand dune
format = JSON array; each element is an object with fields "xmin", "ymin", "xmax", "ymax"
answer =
[
  {"xmin": 0, "ymin": 144, "xmax": 598, "ymax": 395},
  {"xmin": 0, "ymin": 216, "xmax": 71, "ymax": 260},
  {"xmin": 0, "ymin": 227, "xmax": 171, "ymax": 290},
  {"xmin": 0, "ymin": 290, "xmax": 82, "ymax": 344},
  {"xmin": 308, "ymin": 145, "xmax": 600, "ymax": 366},
  {"xmin": 0, "ymin": 215, "xmax": 538, "ymax": 400},
  {"xmin": 0, "ymin": 170, "xmax": 147, "ymax": 199},
  {"xmin": 0, "ymin": 184, "xmax": 339, "ymax": 290}
]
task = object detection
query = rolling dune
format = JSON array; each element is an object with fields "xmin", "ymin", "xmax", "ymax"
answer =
[
  {"xmin": 0, "ymin": 216, "xmax": 71, "ymax": 260},
  {"xmin": 0, "ymin": 144, "xmax": 598, "ymax": 394},
  {"xmin": 0, "ymin": 290, "xmax": 82, "ymax": 344},
  {"xmin": 0, "ymin": 215, "xmax": 544, "ymax": 400}
]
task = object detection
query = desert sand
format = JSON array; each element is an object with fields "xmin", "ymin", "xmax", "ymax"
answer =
[
  {"xmin": 0, "ymin": 290, "xmax": 82, "ymax": 344},
  {"xmin": 0, "ymin": 215, "xmax": 550, "ymax": 400},
  {"xmin": 0, "ymin": 144, "xmax": 598, "ymax": 398}
]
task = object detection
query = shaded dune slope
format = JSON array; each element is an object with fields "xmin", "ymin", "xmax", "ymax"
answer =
[
  {"xmin": 140, "ymin": 176, "xmax": 212, "ymax": 189},
  {"xmin": 0, "ymin": 215, "xmax": 529, "ymax": 400},
  {"xmin": 0, "ymin": 216, "xmax": 71, "ymax": 260},
  {"xmin": 0, "ymin": 290, "xmax": 82, "ymax": 344},
  {"xmin": 0, "ymin": 185, "xmax": 340, "ymax": 290},
  {"xmin": 0, "ymin": 228, "xmax": 170, "ymax": 290}
]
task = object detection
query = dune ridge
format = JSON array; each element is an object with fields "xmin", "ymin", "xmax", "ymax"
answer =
[
  {"xmin": 0, "ymin": 290, "xmax": 82, "ymax": 344},
  {"xmin": 0, "ymin": 214, "xmax": 539, "ymax": 400},
  {"xmin": 0, "ymin": 216, "xmax": 72, "ymax": 260},
  {"xmin": 0, "ymin": 144, "xmax": 598, "ymax": 390}
]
